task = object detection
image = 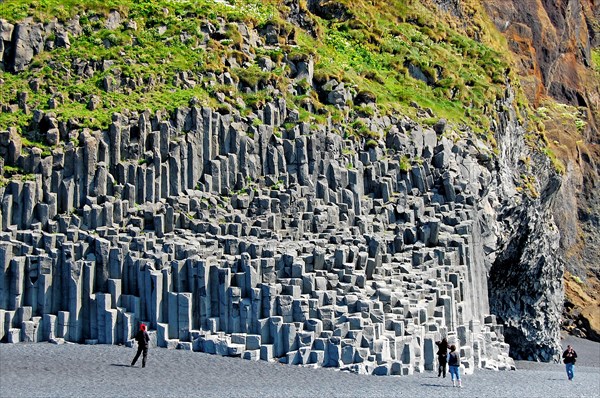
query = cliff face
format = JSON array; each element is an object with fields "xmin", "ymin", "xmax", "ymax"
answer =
[
  {"xmin": 482, "ymin": 0, "xmax": 600, "ymax": 342},
  {"xmin": 486, "ymin": 93, "xmax": 563, "ymax": 360},
  {"xmin": 0, "ymin": 0, "xmax": 587, "ymax": 366},
  {"xmin": 483, "ymin": 0, "xmax": 597, "ymax": 107}
]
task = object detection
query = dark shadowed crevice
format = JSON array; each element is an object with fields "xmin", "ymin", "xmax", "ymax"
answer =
[{"xmin": 488, "ymin": 208, "xmax": 563, "ymax": 361}]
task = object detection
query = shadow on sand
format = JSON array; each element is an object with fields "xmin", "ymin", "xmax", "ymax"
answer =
[
  {"xmin": 420, "ymin": 383, "xmax": 453, "ymax": 388},
  {"xmin": 110, "ymin": 364, "xmax": 131, "ymax": 367}
]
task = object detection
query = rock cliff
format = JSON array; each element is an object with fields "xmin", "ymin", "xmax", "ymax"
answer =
[
  {"xmin": 0, "ymin": 0, "xmax": 591, "ymax": 371},
  {"xmin": 482, "ymin": 0, "xmax": 600, "ymax": 342}
]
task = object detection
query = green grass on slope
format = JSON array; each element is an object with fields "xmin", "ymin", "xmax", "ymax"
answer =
[
  {"xmin": 592, "ymin": 49, "xmax": 600, "ymax": 74},
  {"xmin": 1, "ymin": 0, "xmax": 275, "ymax": 25},
  {"xmin": 0, "ymin": 0, "xmax": 513, "ymax": 147},
  {"xmin": 299, "ymin": 0, "xmax": 510, "ymax": 133}
]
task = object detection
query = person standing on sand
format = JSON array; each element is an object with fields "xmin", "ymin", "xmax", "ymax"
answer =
[
  {"xmin": 447, "ymin": 344, "xmax": 461, "ymax": 388},
  {"xmin": 131, "ymin": 323, "xmax": 150, "ymax": 368},
  {"xmin": 435, "ymin": 338, "xmax": 448, "ymax": 378},
  {"xmin": 562, "ymin": 344, "xmax": 577, "ymax": 381}
]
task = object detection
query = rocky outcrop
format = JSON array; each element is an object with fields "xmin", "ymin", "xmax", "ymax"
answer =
[
  {"xmin": 0, "ymin": 4, "xmax": 568, "ymax": 370},
  {"xmin": 7, "ymin": 22, "xmax": 44, "ymax": 72},
  {"xmin": 306, "ymin": 0, "xmax": 352, "ymax": 21},
  {"xmin": 492, "ymin": 91, "xmax": 563, "ymax": 360}
]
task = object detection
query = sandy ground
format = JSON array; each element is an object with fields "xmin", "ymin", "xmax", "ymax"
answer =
[{"xmin": 0, "ymin": 335, "xmax": 598, "ymax": 398}]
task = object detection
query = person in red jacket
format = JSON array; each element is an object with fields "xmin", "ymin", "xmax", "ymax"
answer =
[{"xmin": 131, "ymin": 323, "xmax": 150, "ymax": 368}]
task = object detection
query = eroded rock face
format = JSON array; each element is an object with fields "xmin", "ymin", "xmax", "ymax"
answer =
[
  {"xmin": 480, "ymin": 0, "xmax": 600, "ymax": 344},
  {"xmin": 472, "ymin": 88, "xmax": 563, "ymax": 361},
  {"xmin": 482, "ymin": 0, "xmax": 595, "ymax": 107},
  {"xmin": 488, "ymin": 194, "xmax": 563, "ymax": 361}
]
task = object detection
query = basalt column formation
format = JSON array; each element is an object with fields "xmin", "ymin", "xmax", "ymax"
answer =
[{"xmin": 0, "ymin": 96, "xmax": 523, "ymax": 375}]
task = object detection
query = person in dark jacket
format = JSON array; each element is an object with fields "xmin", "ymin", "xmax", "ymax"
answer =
[
  {"xmin": 131, "ymin": 323, "xmax": 150, "ymax": 368},
  {"xmin": 435, "ymin": 338, "xmax": 448, "ymax": 377},
  {"xmin": 447, "ymin": 344, "xmax": 461, "ymax": 388},
  {"xmin": 562, "ymin": 344, "xmax": 577, "ymax": 380}
]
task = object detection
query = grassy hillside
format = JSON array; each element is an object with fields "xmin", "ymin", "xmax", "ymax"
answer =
[{"xmin": 1, "ymin": 0, "xmax": 516, "ymax": 143}]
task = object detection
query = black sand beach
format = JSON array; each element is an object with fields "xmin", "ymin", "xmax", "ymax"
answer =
[{"xmin": 1, "ymin": 335, "xmax": 598, "ymax": 398}]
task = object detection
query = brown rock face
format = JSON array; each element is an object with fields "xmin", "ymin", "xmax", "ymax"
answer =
[
  {"xmin": 482, "ymin": 0, "xmax": 597, "ymax": 107},
  {"xmin": 483, "ymin": 0, "xmax": 600, "ymax": 343}
]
